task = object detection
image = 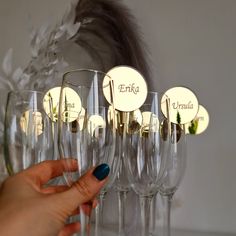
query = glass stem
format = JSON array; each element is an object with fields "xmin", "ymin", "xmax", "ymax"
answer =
[
  {"xmin": 117, "ymin": 190, "xmax": 129, "ymax": 236},
  {"xmin": 140, "ymin": 195, "xmax": 153, "ymax": 236},
  {"xmin": 94, "ymin": 192, "xmax": 106, "ymax": 236},
  {"xmin": 162, "ymin": 195, "xmax": 173, "ymax": 236},
  {"xmin": 149, "ymin": 193, "xmax": 158, "ymax": 235}
]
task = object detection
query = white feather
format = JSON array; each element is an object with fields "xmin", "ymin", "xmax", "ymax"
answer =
[{"xmin": 2, "ymin": 48, "xmax": 13, "ymax": 77}]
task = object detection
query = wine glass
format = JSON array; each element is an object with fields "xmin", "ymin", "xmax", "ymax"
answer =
[
  {"xmin": 113, "ymin": 110, "xmax": 141, "ymax": 236},
  {"xmin": 159, "ymin": 123, "xmax": 187, "ymax": 236},
  {"xmin": 58, "ymin": 69, "xmax": 117, "ymax": 236},
  {"xmin": 125, "ymin": 92, "xmax": 170, "ymax": 236},
  {"xmin": 4, "ymin": 90, "xmax": 55, "ymax": 175}
]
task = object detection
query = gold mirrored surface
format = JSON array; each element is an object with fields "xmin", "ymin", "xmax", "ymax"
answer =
[
  {"xmin": 141, "ymin": 111, "xmax": 159, "ymax": 133},
  {"xmin": 128, "ymin": 109, "xmax": 143, "ymax": 134},
  {"xmin": 161, "ymin": 86, "xmax": 199, "ymax": 124},
  {"xmin": 103, "ymin": 66, "xmax": 148, "ymax": 112},
  {"xmin": 20, "ymin": 110, "xmax": 43, "ymax": 136},
  {"xmin": 185, "ymin": 105, "xmax": 209, "ymax": 135},
  {"xmin": 108, "ymin": 106, "xmax": 142, "ymax": 134},
  {"xmin": 87, "ymin": 115, "xmax": 106, "ymax": 137},
  {"xmin": 43, "ymin": 86, "xmax": 81, "ymax": 122}
]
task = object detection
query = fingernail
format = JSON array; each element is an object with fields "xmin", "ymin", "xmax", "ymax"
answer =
[{"xmin": 92, "ymin": 163, "xmax": 110, "ymax": 181}]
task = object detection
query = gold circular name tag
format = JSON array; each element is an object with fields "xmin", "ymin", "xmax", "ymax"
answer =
[
  {"xmin": 161, "ymin": 86, "xmax": 199, "ymax": 124},
  {"xmin": 43, "ymin": 87, "xmax": 82, "ymax": 122},
  {"xmin": 103, "ymin": 66, "xmax": 148, "ymax": 112},
  {"xmin": 185, "ymin": 105, "xmax": 209, "ymax": 135}
]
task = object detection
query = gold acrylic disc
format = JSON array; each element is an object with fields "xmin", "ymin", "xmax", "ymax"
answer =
[
  {"xmin": 103, "ymin": 66, "xmax": 148, "ymax": 112},
  {"xmin": 184, "ymin": 105, "xmax": 209, "ymax": 135},
  {"xmin": 128, "ymin": 109, "xmax": 143, "ymax": 134},
  {"xmin": 107, "ymin": 106, "xmax": 142, "ymax": 134},
  {"xmin": 43, "ymin": 86, "xmax": 82, "ymax": 122},
  {"xmin": 141, "ymin": 111, "xmax": 159, "ymax": 133},
  {"xmin": 87, "ymin": 115, "xmax": 106, "ymax": 137},
  {"xmin": 161, "ymin": 86, "xmax": 199, "ymax": 124},
  {"xmin": 20, "ymin": 110, "xmax": 43, "ymax": 136}
]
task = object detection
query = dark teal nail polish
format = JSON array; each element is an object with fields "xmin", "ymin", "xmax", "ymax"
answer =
[{"xmin": 93, "ymin": 164, "xmax": 110, "ymax": 181}]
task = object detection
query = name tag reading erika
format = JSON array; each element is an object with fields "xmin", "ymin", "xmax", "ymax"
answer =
[{"xmin": 103, "ymin": 66, "xmax": 148, "ymax": 112}]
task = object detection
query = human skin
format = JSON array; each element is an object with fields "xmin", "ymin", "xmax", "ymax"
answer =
[{"xmin": 0, "ymin": 160, "xmax": 109, "ymax": 236}]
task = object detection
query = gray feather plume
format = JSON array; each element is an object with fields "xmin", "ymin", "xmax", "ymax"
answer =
[{"xmin": 73, "ymin": 0, "xmax": 151, "ymax": 84}]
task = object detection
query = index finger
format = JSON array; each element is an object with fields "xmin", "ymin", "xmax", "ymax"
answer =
[{"xmin": 21, "ymin": 159, "xmax": 78, "ymax": 186}]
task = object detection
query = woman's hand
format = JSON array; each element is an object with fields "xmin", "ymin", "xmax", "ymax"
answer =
[{"xmin": 0, "ymin": 160, "xmax": 109, "ymax": 236}]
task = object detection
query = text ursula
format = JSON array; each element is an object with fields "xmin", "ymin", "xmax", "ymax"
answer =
[{"xmin": 172, "ymin": 101, "xmax": 194, "ymax": 109}]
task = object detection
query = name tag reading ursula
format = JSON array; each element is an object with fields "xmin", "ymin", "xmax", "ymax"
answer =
[
  {"xmin": 103, "ymin": 66, "xmax": 148, "ymax": 112},
  {"xmin": 161, "ymin": 86, "xmax": 199, "ymax": 124},
  {"xmin": 43, "ymin": 87, "xmax": 82, "ymax": 122}
]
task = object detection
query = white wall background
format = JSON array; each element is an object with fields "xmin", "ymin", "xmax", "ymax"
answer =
[
  {"xmin": 125, "ymin": 1, "xmax": 236, "ymax": 234},
  {"xmin": 0, "ymin": 0, "xmax": 236, "ymax": 234}
]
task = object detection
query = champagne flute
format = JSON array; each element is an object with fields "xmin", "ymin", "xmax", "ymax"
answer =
[
  {"xmin": 125, "ymin": 92, "xmax": 170, "ymax": 236},
  {"xmin": 113, "ymin": 110, "xmax": 140, "ymax": 236},
  {"xmin": 4, "ymin": 90, "xmax": 55, "ymax": 175},
  {"xmin": 159, "ymin": 123, "xmax": 187, "ymax": 236},
  {"xmin": 114, "ymin": 149, "xmax": 131, "ymax": 236},
  {"xmin": 58, "ymin": 69, "xmax": 117, "ymax": 236}
]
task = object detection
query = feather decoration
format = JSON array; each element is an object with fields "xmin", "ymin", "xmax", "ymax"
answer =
[
  {"xmin": 73, "ymin": 0, "xmax": 151, "ymax": 83},
  {"xmin": 0, "ymin": 0, "xmax": 152, "ymax": 151},
  {"xmin": 0, "ymin": 49, "xmax": 21, "ymax": 90},
  {"xmin": 0, "ymin": 1, "xmax": 80, "ymax": 91},
  {"xmin": 2, "ymin": 48, "xmax": 13, "ymax": 77},
  {"xmin": 23, "ymin": 0, "xmax": 80, "ymax": 89},
  {"xmin": 0, "ymin": 0, "xmax": 151, "ymax": 91}
]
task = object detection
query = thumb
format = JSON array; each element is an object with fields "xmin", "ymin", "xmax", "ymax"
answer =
[{"xmin": 50, "ymin": 163, "xmax": 110, "ymax": 214}]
